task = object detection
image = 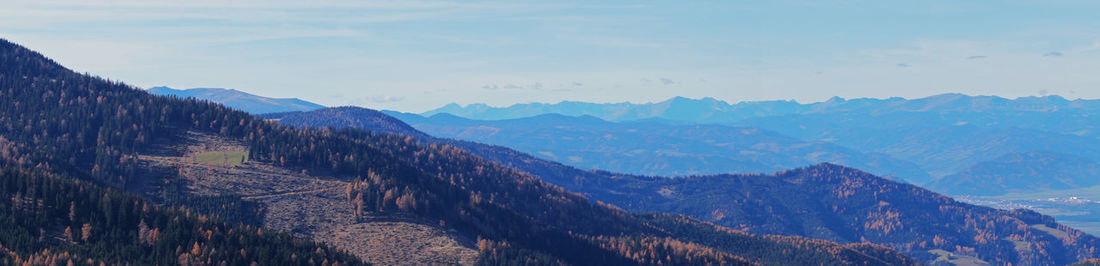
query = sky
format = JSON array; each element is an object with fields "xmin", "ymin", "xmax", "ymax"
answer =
[{"xmin": 2, "ymin": 0, "xmax": 1100, "ymax": 112}]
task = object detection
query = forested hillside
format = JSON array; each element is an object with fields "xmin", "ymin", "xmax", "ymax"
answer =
[
  {"xmin": 261, "ymin": 107, "xmax": 430, "ymax": 139},
  {"xmin": 271, "ymin": 105, "xmax": 1100, "ymax": 265},
  {"xmin": 0, "ymin": 169, "xmax": 362, "ymax": 265},
  {"xmin": 929, "ymin": 151, "xmax": 1100, "ymax": 196},
  {"xmin": 0, "ymin": 38, "xmax": 920, "ymax": 264},
  {"xmin": 148, "ymin": 86, "xmax": 325, "ymax": 114}
]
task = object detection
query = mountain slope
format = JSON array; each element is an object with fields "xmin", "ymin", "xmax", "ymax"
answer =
[
  {"xmin": 0, "ymin": 38, "xmax": 918, "ymax": 265},
  {"xmin": 148, "ymin": 86, "xmax": 325, "ymax": 114},
  {"xmin": 261, "ymin": 106, "xmax": 430, "ymax": 139},
  {"xmin": 737, "ymin": 112, "xmax": 1100, "ymax": 179},
  {"xmin": 0, "ymin": 168, "xmax": 363, "ymax": 265},
  {"xmin": 384, "ymin": 111, "xmax": 930, "ymax": 182},
  {"xmin": 270, "ymin": 105, "xmax": 1100, "ymax": 265},
  {"xmin": 930, "ymin": 151, "xmax": 1100, "ymax": 196}
]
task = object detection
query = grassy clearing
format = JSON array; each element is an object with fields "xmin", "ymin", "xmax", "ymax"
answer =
[
  {"xmin": 1006, "ymin": 239, "xmax": 1029, "ymax": 251},
  {"xmin": 193, "ymin": 151, "xmax": 249, "ymax": 166},
  {"xmin": 928, "ymin": 249, "xmax": 990, "ymax": 266},
  {"xmin": 1031, "ymin": 224, "xmax": 1071, "ymax": 240}
]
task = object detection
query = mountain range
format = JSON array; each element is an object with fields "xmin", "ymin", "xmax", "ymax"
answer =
[
  {"xmin": 266, "ymin": 106, "xmax": 1100, "ymax": 265},
  {"xmin": 383, "ymin": 111, "xmax": 930, "ymax": 182},
  {"xmin": 415, "ymin": 95, "xmax": 1100, "ymax": 238},
  {"xmin": 427, "ymin": 94, "xmax": 1100, "ymax": 129},
  {"xmin": 425, "ymin": 95, "xmax": 1100, "ymax": 193},
  {"xmin": 148, "ymin": 86, "xmax": 325, "ymax": 114}
]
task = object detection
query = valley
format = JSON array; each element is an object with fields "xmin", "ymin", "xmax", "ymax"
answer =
[{"xmin": 960, "ymin": 189, "xmax": 1100, "ymax": 236}]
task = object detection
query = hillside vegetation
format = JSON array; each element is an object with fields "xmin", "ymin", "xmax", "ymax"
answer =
[{"xmin": 0, "ymin": 168, "xmax": 362, "ymax": 265}]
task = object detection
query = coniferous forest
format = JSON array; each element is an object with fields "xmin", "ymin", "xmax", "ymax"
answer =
[{"xmin": 0, "ymin": 169, "xmax": 361, "ymax": 265}]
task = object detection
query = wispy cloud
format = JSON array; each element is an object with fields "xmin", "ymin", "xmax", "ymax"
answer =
[
  {"xmin": 1043, "ymin": 51, "xmax": 1063, "ymax": 57},
  {"xmin": 1072, "ymin": 40, "xmax": 1100, "ymax": 53},
  {"xmin": 965, "ymin": 55, "xmax": 987, "ymax": 59},
  {"xmin": 370, "ymin": 95, "xmax": 405, "ymax": 103}
]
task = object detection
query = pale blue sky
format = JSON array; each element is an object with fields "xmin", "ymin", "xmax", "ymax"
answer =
[{"xmin": 3, "ymin": 0, "xmax": 1099, "ymax": 112}]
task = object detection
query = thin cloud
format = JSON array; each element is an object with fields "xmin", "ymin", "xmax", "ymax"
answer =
[
  {"xmin": 659, "ymin": 78, "xmax": 676, "ymax": 85},
  {"xmin": 966, "ymin": 55, "xmax": 988, "ymax": 60},
  {"xmin": 896, "ymin": 63, "xmax": 911, "ymax": 67},
  {"xmin": 1043, "ymin": 51, "xmax": 1063, "ymax": 57},
  {"xmin": 369, "ymin": 95, "xmax": 405, "ymax": 103},
  {"xmin": 1079, "ymin": 40, "xmax": 1100, "ymax": 53},
  {"xmin": 483, "ymin": 82, "xmax": 544, "ymax": 90},
  {"xmin": 346, "ymin": 94, "xmax": 405, "ymax": 105},
  {"xmin": 481, "ymin": 83, "xmax": 524, "ymax": 90}
]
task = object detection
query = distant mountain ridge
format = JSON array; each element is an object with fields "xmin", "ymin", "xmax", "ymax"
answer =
[
  {"xmin": 930, "ymin": 151, "xmax": 1100, "ymax": 196},
  {"xmin": 424, "ymin": 96, "xmax": 807, "ymax": 123},
  {"xmin": 426, "ymin": 94, "xmax": 1100, "ymax": 186},
  {"xmin": 426, "ymin": 94, "xmax": 1100, "ymax": 124},
  {"xmin": 148, "ymin": 86, "xmax": 325, "ymax": 114}
]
